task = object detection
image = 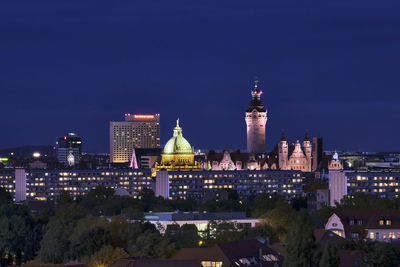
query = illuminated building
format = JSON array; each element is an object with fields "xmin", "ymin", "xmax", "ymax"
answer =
[
  {"xmin": 0, "ymin": 168, "xmax": 26, "ymax": 202},
  {"xmin": 155, "ymin": 169, "xmax": 304, "ymax": 200},
  {"xmin": 278, "ymin": 132, "xmax": 312, "ymax": 172},
  {"xmin": 245, "ymin": 80, "xmax": 267, "ymax": 154},
  {"xmin": 143, "ymin": 211, "xmax": 259, "ymax": 235},
  {"xmin": 110, "ymin": 113, "xmax": 160, "ymax": 163},
  {"xmin": 325, "ymin": 210, "xmax": 400, "ymax": 241},
  {"xmin": 155, "ymin": 119, "xmax": 201, "ymax": 172},
  {"xmin": 202, "ymin": 149, "xmax": 277, "ymax": 171},
  {"xmin": 0, "ymin": 168, "xmax": 153, "ymax": 201},
  {"xmin": 56, "ymin": 133, "xmax": 82, "ymax": 166},
  {"xmin": 329, "ymin": 170, "xmax": 400, "ymax": 206}
]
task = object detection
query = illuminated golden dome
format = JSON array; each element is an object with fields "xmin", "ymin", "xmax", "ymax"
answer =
[
  {"xmin": 161, "ymin": 119, "xmax": 194, "ymax": 166},
  {"xmin": 163, "ymin": 119, "xmax": 193, "ymax": 155}
]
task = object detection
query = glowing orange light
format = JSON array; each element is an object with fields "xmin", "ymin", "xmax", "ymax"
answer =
[{"xmin": 134, "ymin": 115, "xmax": 155, "ymax": 119}]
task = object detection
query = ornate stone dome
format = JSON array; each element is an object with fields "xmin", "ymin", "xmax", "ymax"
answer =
[{"xmin": 163, "ymin": 119, "xmax": 193, "ymax": 155}]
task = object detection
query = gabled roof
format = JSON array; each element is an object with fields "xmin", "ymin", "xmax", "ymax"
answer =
[
  {"xmin": 173, "ymin": 240, "xmax": 283, "ymax": 267},
  {"xmin": 217, "ymin": 239, "xmax": 283, "ymax": 266},
  {"xmin": 335, "ymin": 210, "xmax": 400, "ymax": 239},
  {"xmin": 314, "ymin": 229, "xmax": 345, "ymax": 247},
  {"xmin": 110, "ymin": 258, "xmax": 202, "ymax": 267},
  {"xmin": 338, "ymin": 209, "xmax": 400, "ymax": 229}
]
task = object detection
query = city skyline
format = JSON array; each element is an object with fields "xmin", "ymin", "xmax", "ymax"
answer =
[{"xmin": 1, "ymin": 0, "xmax": 400, "ymax": 152}]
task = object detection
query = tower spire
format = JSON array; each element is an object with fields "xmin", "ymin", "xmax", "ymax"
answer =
[{"xmin": 245, "ymin": 80, "xmax": 267, "ymax": 154}]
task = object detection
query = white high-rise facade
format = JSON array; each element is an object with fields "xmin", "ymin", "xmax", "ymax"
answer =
[{"xmin": 110, "ymin": 114, "xmax": 160, "ymax": 163}]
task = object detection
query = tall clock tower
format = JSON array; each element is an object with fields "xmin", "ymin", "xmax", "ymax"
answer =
[{"xmin": 245, "ymin": 80, "xmax": 268, "ymax": 154}]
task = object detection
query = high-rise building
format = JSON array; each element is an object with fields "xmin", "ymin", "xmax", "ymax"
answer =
[
  {"xmin": 312, "ymin": 137, "xmax": 323, "ymax": 171},
  {"xmin": 245, "ymin": 80, "xmax": 267, "ymax": 154},
  {"xmin": 110, "ymin": 114, "xmax": 160, "ymax": 163},
  {"xmin": 56, "ymin": 133, "xmax": 82, "ymax": 166}
]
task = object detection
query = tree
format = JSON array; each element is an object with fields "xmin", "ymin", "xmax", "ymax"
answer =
[
  {"xmin": 128, "ymin": 230, "xmax": 175, "ymax": 258},
  {"xmin": 58, "ymin": 190, "xmax": 72, "ymax": 205},
  {"xmin": 69, "ymin": 226, "xmax": 110, "ymax": 260},
  {"xmin": 37, "ymin": 204, "xmax": 87, "ymax": 263},
  {"xmin": 362, "ymin": 242, "xmax": 399, "ymax": 267},
  {"xmin": 0, "ymin": 188, "xmax": 12, "ymax": 205},
  {"xmin": 319, "ymin": 241, "xmax": 339, "ymax": 267},
  {"xmin": 261, "ymin": 202, "xmax": 296, "ymax": 241},
  {"xmin": 0, "ymin": 204, "xmax": 34, "ymax": 265},
  {"xmin": 86, "ymin": 245, "xmax": 128, "ymax": 267},
  {"xmin": 249, "ymin": 194, "xmax": 285, "ymax": 217},
  {"xmin": 284, "ymin": 211, "xmax": 319, "ymax": 267},
  {"xmin": 177, "ymin": 224, "xmax": 200, "ymax": 248}
]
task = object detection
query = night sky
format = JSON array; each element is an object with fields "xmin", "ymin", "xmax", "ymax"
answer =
[{"xmin": 1, "ymin": 0, "xmax": 400, "ymax": 153}]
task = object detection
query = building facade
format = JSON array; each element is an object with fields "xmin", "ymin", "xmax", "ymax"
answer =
[
  {"xmin": 155, "ymin": 169, "xmax": 304, "ymax": 200},
  {"xmin": 312, "ymin": 137, "xmax": 323, "ymax": 171},
  {"xmin": 143, "ymin": 211, "xmax": 259, "ymax": 236},
  {"xmin": 56, "ymin": 133, "xmax": 82, "ymax": 166},
  {"xmin": 245, "ymin": 81, "xmax": 267, "ymax": 154},
  {"xmin": 325, "ymin": 210, "xmax": 400, "ymax": 241},
  {"xmin": 110, "ymin": 114, "xmax": 160, "ymax": 163},
  {"xmin": 0, "ymin": 168, "xmax": 153, "ymax": 201},
  {"xmin": 278, "ymin": 133, "xmax": 312, "ymax": 172},
  {"xmin": 202, "ymin": 149, "xmax": 277, "ymax": 171},
  {"xmin": 329, "ymin": 170, "xmax": 400, "ymax": 206}
]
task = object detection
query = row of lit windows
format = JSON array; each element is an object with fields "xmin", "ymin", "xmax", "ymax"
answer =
[
  {"xmin": 354, "ymin": 176, "xmax": 398, "ymax": 181},
  {"xmin": 369, "ymin": 232, "xmax": 400, "ymax": 239},
  {"xmin": 348, "ymin": 182, "xmax": 399, "ymax": 187}
]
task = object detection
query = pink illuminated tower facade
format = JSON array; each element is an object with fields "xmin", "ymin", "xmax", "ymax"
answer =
[{"xmin": 245, "ymin": 81, "xmax": 268, "ymax": 154}]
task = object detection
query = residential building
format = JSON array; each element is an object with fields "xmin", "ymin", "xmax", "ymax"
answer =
[
  {"xmin": 0, "ymin": 168, "xmax": 152, "ymax": 201},
  {"xmin": 2, "ymin": 167, "xmax": 306, "ymax": 202},
  {"xmin": 329, "ymin": 170, "xmax": 400, "ymax": 206},
  {"xmin": 173, "ymin": 239, "xmax": 283, "ymax": 267},
  {"xmin": 110, "ymin": 114, "xmax": 160, "ymax": 163},
  {"xmin": 325, "ymin": 210, "xmax": 400, "ymax": 241},
  {"xmin": 307, "ymin": 189, "xmax": 329, "ymax": 210},
  {"xmin": 111, "ymin": 258, "xmax": 202, "ymax": 267},
  {"xmin": 0, "ymin": 168, "xmax": 26, "ymax": 202},
  {"xmin": 155, "ymin": 169, "xmax": 304, "ymax": 200}
]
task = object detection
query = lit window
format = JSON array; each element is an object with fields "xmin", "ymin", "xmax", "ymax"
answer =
[{"xmin": 370, "ymin": 232, "xmax": 374, "ymax": 239}]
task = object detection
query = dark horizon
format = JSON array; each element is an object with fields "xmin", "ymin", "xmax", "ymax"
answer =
[{"xmin": 1, "ymin": 0, "xmax": 400, "ymax": 153}]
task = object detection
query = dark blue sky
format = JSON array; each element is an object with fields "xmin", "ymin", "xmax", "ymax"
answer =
[{"xmin": 1, "ymin": 0, "xmax": 400, "ymax": 153}]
